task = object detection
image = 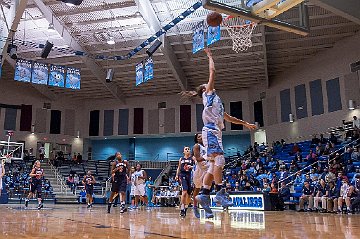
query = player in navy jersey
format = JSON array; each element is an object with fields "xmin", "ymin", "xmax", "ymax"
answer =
[
  {"xmin": 192, "ymin": 133, "xmax": 208, "ymax": 218},
  {"xmin": 82, "ymin": 170, "xmax": 96, "ymax": 208},
  {"xmin": 107, "ymin": 152, "xmax": 129, "ymax": 213},
  {"xmin": 180, "ymin": 48, "xmax": 256, "ymax": 218},
  {"xmin": 176, "ymin": 146, "xmax": 194, "ymax": 218},
  {"xmin": 25, "ymin": 160, "xmax": 44, "ymax": 210}
]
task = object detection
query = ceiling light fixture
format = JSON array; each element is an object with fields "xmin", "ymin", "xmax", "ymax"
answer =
[
  {"xmin": 58, "ymin": 0, "xmax": 83, "ymax": 7},
  {"xmin": 107, "ymin": 36, "xmax": 115, "ymax": 45}
]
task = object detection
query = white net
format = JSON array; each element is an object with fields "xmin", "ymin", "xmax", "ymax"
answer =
[{"xmin": 223, "ymin": 17, "xmax": 257, "ymax": 53}]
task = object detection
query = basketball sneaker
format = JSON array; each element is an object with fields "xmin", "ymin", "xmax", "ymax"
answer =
[
  {"xmin": 214, "ymin": 189, "xmax": 233, "ymax": 207},
  {"xmin": 25, "ymin": 198, "xmax": 29, "ymax": 208},
  {"xmin": 37, "ymin": 203, "xmax": 43, "ymax": 210},
  {"xmin": 107, "ymin": 203, "xmax": 112, "ymax": 213},
  {"xmin": 195, "ymin": 194, "xmax": 213, "ymax": 218},
  {"xmin": 180, "ymin": 209, "xmax": 186, "ymax": 218},
  {"xmin": 87, "ymin": 204, "xmax": 91, "ymax": 209}
]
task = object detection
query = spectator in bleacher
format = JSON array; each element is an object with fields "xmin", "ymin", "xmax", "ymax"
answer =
[
  {"xmin": 353, "ymin": 116, "xmax": 360, "ymax": 130},
  {"xmin": 268, "ymin": 158, "xmax": 277, "ymax": 169},
  {"xmin": 325, "ymin": 168, "xmax": 336, "ymax": 183},
  {"xmin": 311, "ymin": 134, "xmax": 320, "ymax": 146},
  {"xmin": 278, "ymin": 182, "xmax": 290, "ymax": 202},
  {"xmin": 298, "ymin": 181, "xmax": 315, "ymax": 212},
  {"xmin": 255, "ymin": 158, "xmax": 263, "ymax": 172},
  {"xmin": 319, "ymin": 134, "xmax": 327, "ymax": 144},
  {"xmin": 304, "ymin": 174, "xmax": 312, "ymax": 184},
  {"xmin": 249, "ymin": 174, "xmax": 260, "ymax": 189},
  {"xmin": 262, "ymin": 182, "xmax": 270, "ymax": 193},
  {"xmin": 323, "ymin": 143, "xmax": 333, "ymax": 156},
  {"xmin": 350, "ymin": 174, "xmax": 360, "ymax": 213},
  {"xmin": 279, "ymin": 166, "xmax": 289, "ymax": 184},
  {"xmin": 351, "ymin": 147, "xmax": 360, "ymax": 162},
  {"xmin": 342, "ymin": 147, "xmax": 352, "ymax": 164},
  {"xmin": 329, "ymin": 133, "xmax": 338, "ymax": 145},
  {"xmin": 335, "ymin": 172, "xmax": 344, "ymax": 189},
  {"xmin": 294, "ymin": 172, "xmax": 305, "ymax": 185},
  {"xmin": 44, "ymin": 179, "xmax": 52, "ymax": 198},
  {"xmin": 77, "ymin": 153, "xmax": 83, "ymax": 164},
  {"xmin": 291, "ymin": 143, "xmax": 301, "ymax": 156},
  {"xmin": 313, "ymin": 178, "xmax": 327, "ymax": 212},
  {"xmin": 67, "ymin": 174, "xmax": 75, "ymax": 194},
  {"xmin": 295, "ymin": 151, "xmax": 303, "ymax": 163},
  {"xmin": 289, "ymin": 159, "xmax": 299, "ymax": 173},
  {"xmin": 305, "ymin": 150, "xmax": 317, "ymax": 166},
  {"xmin": 315, "ymin": 145, "xmax": 324, "ymax": 156},
  {"xmin": 79, "ymin": 188, "xmax": 86, "ymax": 204},
  {"xmin": 337, "ymin": 177, "xmax": 352, "ymax": 214},
  {"xmin": 309, "ymin": 168, "xmax": 319, "ymax": 180},
  {"xmin": 326, "ymin": 181, "xmax": 339, "ymax": 213}
]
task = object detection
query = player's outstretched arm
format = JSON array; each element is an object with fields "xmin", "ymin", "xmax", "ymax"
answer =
[
  {"xmin": 224, "ymin": 112, "xmax": 257, "ymax": 130},
  {"xmin": 204, "ymin": 48, "xmax": 215, "ymax": 93}
]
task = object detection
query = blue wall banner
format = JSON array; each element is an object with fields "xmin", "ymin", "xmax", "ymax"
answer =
[
  {"xmin": 49, "ymin": 65, "xmax": 65, "ymax": 87},
  {"xmin": 31, "ymin": 62, "xmax": 49, "ymax": 85},
  {"xmin": 193, "ymin": 21, "xmax": 205, "ymax": 54},
  {"xmin": 14, "ymin": 59, "xmax": 32, "ymax": 83},
  {"xmin": 65, "ymin": 67, "xmax": 81, "ymax": 90},
  {"xmin": 144, "ymin": 57, "xmax": 154, "ymax": 82},
  {"xmin": 207, "ymin": 25, "xmax": 221, "ymax": 46},
  {"xmin": 136, "ymin": 61, "xmax": 144, "ymax": 86}
]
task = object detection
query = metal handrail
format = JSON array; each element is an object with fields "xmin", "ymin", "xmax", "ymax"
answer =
[
  {"xmin": 154, "ymin": 161, "xmax": 171, "ymax": 188},
  {"xmin": 48, "ymin": 160, "xmax": 70, "ymax": 195},
  {"xmin": 277, "ymin": 138, "xmax": 360, "ymax": 188}
]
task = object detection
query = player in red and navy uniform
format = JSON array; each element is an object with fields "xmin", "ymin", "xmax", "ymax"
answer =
[
  {"xmin": 82, "ymin": 170, "xmax": 96, "ymax": 208},
  {"xmin": 176, "ymin": 146, "xmax": 194, "ymax": 218},
  {"xmin": 25, "ymin": 160, "xmax": 44, "ymax": 210}
]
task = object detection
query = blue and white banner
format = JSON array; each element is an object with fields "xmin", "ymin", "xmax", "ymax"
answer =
[
  {"xmin": 209, "ymin": 194, "xmax": 265, "ymax": 211},
  {"xmin": 49, "ymin": 65, "xmax": 65, "ymax": 87},
  {"xmin": 193, "ymin": 21, "xmax": 205, "ymax": 54},
  {"xmin": 144, "ymin": 57, "xmax": 154, "ymax": 82},
  {"xmin": 65, "ymin": 67, "xmax": 81, "ymax": 90},
  {"xmin": 31, "ymin": 62, "xmax": 49, "ymax": 85},
  {"xmin": 135, "ymin": 61, "xmax": 144, "ymax": 86},
  {"xmin": 207, "ymin": 25, "xmax": 221, "ymax": 46},
  {"xmin": 14, "ymin": 59, "xmax": 32, "ymax": 83}
]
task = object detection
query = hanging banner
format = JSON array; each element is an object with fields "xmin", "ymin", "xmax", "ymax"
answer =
[
  {"xmin": 65, "ymin": 67, "xmax": 81, "ymax": 90},
  {"xmin": 31, "ymin": 62, "xmax": 49, "ymax": 85},
  {"xmin": 49, "ymin": 65, "xmax": 65, "ymax": 87},
  {"xmin": 207, "ymin": 25, "xmax": 221, "ymax": 46},
  {"xmin": 135, "ymin": 61, "xmax": 144, "ymax": 86},
  {"xmin": 14, "ymin": 59, "xmax": 32, "ymax": 82},
  {"xmin": 193, "ymin": 21, "xmax": 205, "ymax": 54},
  {"xmin": 144, "ymin": 57, "xmax": 154, "ymax": 82}
]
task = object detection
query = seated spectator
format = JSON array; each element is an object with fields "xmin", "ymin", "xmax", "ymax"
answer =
[
  {"xmin": 255, "ymin": 158, "xmax": 263, "ymax": 172},
  {"xmin": 279, "ymin": 166, "xmax": 289, "ymax": 183},
  {"xmin": 323, "ymin": 143, "xmax": 334, "ymax": 156},
  {"xmin": 262, "ymin": 182, "xmax": 271, "ymax": 193},
  {"xmin": 351, "ymin": 147, "xmax": 360, "ymax": 162},
  {"xmin": 79, "ymin": 188, "xmax": 86, "ymax": 203},
  {"xmin": 337, "ymin": 177, "xmax": 352, "ymax": 214},
  {"xmin": 304, "ymin": 174, "xmax": 312, "ymax": 184},
  {"xmin": 311, "ymin": 134, "xmax": 320, "ymax": 146},
  {"xmin": 291, "ymin": 143, "xmax": 301, "ymax": 155},
  {"xmin": 305, "ymin": 150, "xmax": 317, "ymax": 166},
  {"xmin": 278, "ymin": 182, "xmax": 291, "ymax": 202},
  {"xmin": 342, "ymin": 147, "xmax": 352, "ymax": 163},
  {"xmin": 315, "ymin": 145, "xmax": 323, "ymax": 156},
  {"xmin": 294, "ymin": 172, "xmax": 305, "ymax": 185},
  {"xmin": 329, "ymin": 133, "xmax": 338, "ymax": 144},
  {"xmin": 268, "ymin": 158, "xmax": 277, "ymax": 169},
  {"xmin": 289, "ymin": 159, "xmax": 299, "ymax": 173},
  {"xmin": 326, "ymin": 181, "xmax": 339, "ymax": 213},
  {"xmin": 313, "ymin": 179, "xmax": 327, "ymax": 212},
  {"xmin": 298, "ymin": 181, "xmax": 315, "ymax": 212},
  {"xmin": 294, "ymin": 151, "xmax": 303, "ymax": 162},
  {"xmin": 319, "ymin": 134, "xmax": 327, "ymax": 144},
  {"xmin": 309, "ymin": 168, "xmax": 319, "ymax": 180}
]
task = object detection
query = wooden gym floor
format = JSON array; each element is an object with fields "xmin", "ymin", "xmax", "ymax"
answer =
[{"xmin": 0, "ymin": 204, "xmax": 359, "ymax": 239}]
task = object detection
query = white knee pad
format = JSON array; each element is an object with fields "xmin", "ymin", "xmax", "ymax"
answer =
[
  {"xmin": 214, "ymin": 155, "xmax": 225, "ymax": 167},
  {"xmin": 207, "ymin": 161, "xmax": 215, "ymax": 175}
]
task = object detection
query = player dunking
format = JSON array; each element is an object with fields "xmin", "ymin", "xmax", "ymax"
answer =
[
  {"xmin": 175, "ymin": 146, "xmax": 194, "ymax": 218},
  {"xmin": 25, "ymin": 160, "xmax": 44, "ymax": 210},
  {"xmin": 107, "ymin": 152, "xmax": 129, "ymax": 214},
  {"xmin": 180, "ymin": 48, "xmax": 256, "ymax": 218},
  {"xmin": 82, "ymin": 170, "xmax": 96, "ymax": 208},
  {"xmin": 192, "ymin": 133, "xmax": 208, "ymax": 218}
]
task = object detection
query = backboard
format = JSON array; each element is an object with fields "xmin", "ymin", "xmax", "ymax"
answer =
[{"xmin": 202, "ymin": 0, "xmax": 310, "ymax": 36}]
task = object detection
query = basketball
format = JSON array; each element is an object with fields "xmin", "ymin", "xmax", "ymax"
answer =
[{"xmin": 207, "ymin": 12, "xmax": 223, "ymax": 27}]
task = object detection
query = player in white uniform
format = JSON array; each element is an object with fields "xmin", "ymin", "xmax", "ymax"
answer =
[
  {"xmin": 129, "ymin": 167, "xmax": 137, "ymax": 209},
  {"xmin": 133, "ymin": 164, "xmax": 149, "ymax": 209},
  {"xmin": 192, "ymin": 133, "xmax": 208, "ymax": 218},
  {"xmin": 181, "ymin": 48, "xmax": 256, "ymax": 218},
  {"xmin": 0, "ymin": 160, "xmax": 5, "ymax": 196}
]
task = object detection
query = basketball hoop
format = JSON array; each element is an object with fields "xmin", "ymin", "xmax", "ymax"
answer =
[
  {"xmin": 222, "ymin": 16, "xmax": 257, "ymax": 53},
  {"xmin": 5, "ymin": 154, "xmax": 12, "ymax": 163}
]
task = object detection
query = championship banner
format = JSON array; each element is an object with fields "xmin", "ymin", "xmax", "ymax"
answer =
[
  {"xmin": 14, "ymin": 59, "xmax": 32, "ymax": 83},
  {"xmin": 65, "ymin": 67, "xmax": 81, "ymax": 90},
  {"xmin": 31, "ymin": 62, "xmax": 49, "ymax": 85},
  {"xmin": 144, "ymin": 57, "xmax": 154, "ymax": 82},
  {"xmin": 49, "ymin": 65, "xmax": 65, "ymax": 87},
  {"xmin": 207, "ymin": 25, "xmax": 221, "ymax": 46},
  {"xmin": 193, "ymin": 21, "xmax": 205, "ymax": 54},
  {"xmin": 135, "ymin": 61, "xmax": 144, "ymax": 86}
]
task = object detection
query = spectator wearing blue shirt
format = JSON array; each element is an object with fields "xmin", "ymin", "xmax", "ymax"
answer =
[
  {"xmin": 326, "ymin": 181, "xmax": 339, "ymax": 213},
  {"xmin": 278, "ymin": 182, "xmax": 291, "ymax": 202},
  {"xmin": 313, "ymin": 179, "xmax": 327, "ymax": 212},
  {"xmin": 342, "ymin": 147, "xmax": 352, "ymax": 164},
  {"xmin": 350, "ymin": 174, "xmax": 360, "ymax": 213},
  {"xmin": 351, "ymin": 147, "xmax": 360, "ymax": 162},
  {"xmin": 298, "ymin": 181, "xmax": 315, "ymax": 212},
  {"xmin": 79, "ymin": 188, "xmax": 86, "ymax": 203},
  {"xmin": 294, "ymin": 172, "xmax": 305, "ymax": 186}
]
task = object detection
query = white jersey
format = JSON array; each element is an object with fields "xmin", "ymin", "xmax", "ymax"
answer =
[
  {"xmin": 133, "ymin": 170, "xmax": 145, "ymax": 185},
  {"xmin": 202, "ymin": 91, "xmax": 224, "ymax": 130},
  {"xmin": 194, "ymin": 143, "xmax": 208, "ymax": 170}
]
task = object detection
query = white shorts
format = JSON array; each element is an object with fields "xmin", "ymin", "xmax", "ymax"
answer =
[
  {"xmin": 202, "ymin": 125, "xmax": 224, "ymax": 156},
  {"xmin": 134, "ymin": 184, "xmax": 146, "ymax": 196},
  {"xmin": 193, "ymin": 167, "xmax": 207, "ymax": 189}
]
